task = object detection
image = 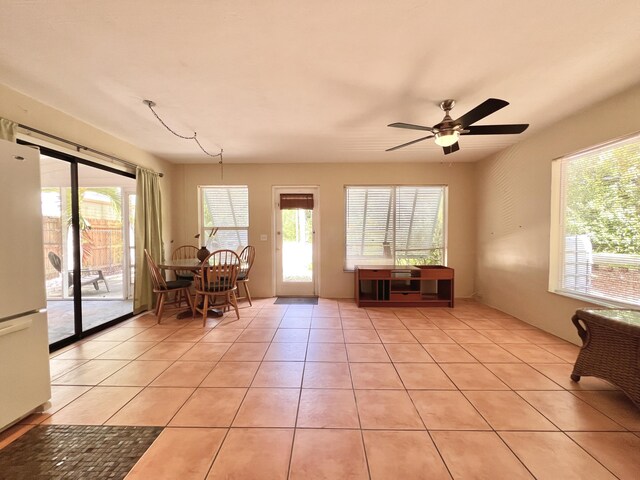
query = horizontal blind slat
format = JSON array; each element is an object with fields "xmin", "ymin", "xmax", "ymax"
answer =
[
  {"xmin": 345, "ymin": 185, "xmax": 446, "ymax": 269},
  {"xmin": 202, "ymin": 186, "xmax": 249, "ymax": 227},
  {"xmin": 200, "ymin": 186, "xmax": 249, "ymax": 252}
]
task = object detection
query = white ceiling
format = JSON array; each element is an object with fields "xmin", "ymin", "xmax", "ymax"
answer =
[{"xmin": 1, "ymin": 0, "xmax": 640, "ymax": 164}]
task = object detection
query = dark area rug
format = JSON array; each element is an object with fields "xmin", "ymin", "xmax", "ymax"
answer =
[
  {"xmin": 0, "ymin": 425, "xmax": 162, "ymax": 480},
  {"xmin": 274, "ymin": 297, "xmax": 319, "ymax": 305}
]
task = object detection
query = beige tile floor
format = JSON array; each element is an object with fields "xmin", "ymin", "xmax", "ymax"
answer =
[{"xmin": 2, "ymin": 298, "xmax": 640, "ymax": 479}]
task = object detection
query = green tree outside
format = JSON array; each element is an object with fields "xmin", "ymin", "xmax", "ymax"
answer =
[{"xmin": 564, "ymin": 142, "xmax": 640, "ymax": 256}]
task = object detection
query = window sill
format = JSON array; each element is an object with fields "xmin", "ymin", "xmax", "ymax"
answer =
[{"xmin": 550, "ymin": 289, "xmax": 640, "ymax": 310}]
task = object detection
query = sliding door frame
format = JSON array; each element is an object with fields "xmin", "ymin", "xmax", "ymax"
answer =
[{"xmin": 20, "ymin": 140, "xmax": 136, "ymax": 352}]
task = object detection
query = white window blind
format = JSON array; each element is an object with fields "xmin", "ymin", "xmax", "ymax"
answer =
[
  {"xmin": 554, "ymin": 133, "xmax": 640, "ymax": 307},
  {"xmin": 200, "ymin": 186, "xmax": 248, "ymax": 251},
  {"xmin": 345, "ymin": 185, "xmax": 446, "ymax": 270}
]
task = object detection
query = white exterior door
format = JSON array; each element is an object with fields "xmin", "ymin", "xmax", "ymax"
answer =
[{"xmin": 274, "ymin": 187, "xmax": 319, "ymax": 296}]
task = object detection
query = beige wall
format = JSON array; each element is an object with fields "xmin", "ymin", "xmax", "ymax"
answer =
[
  {"xmin": 12, "ymin": 76, "xmax": 638, "ymax": 335},
  {"xmin": 171, "ymin": 162, "xmax": 476, "ymax": 298},
  {"xmin": 475, "ymin": 83, "xmax": 640, "ymax": 343},
  {"xmin": 0, "ymin": 83, "xmax": 174, "ymax": 257}
]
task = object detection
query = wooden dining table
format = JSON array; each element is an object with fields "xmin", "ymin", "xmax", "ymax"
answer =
[
  {"xmin": 158, "ymin": 258, "xmax": 203, "ymax": 272},
  {"xmin": 158, "ymin": 258, "xmax": 224, "ymax": 319}
]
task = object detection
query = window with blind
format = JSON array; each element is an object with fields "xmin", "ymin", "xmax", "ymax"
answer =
[
  {"xmin": 551, "ymin": 133, "xmax": 640, "ymax": 307},
  {"xmin": 199, "ymin": 186, "xmax": 249, "ymax": 251},
  {"xmin": 345, "ymin": 185, "xmax": 446, "ymax": 270}
]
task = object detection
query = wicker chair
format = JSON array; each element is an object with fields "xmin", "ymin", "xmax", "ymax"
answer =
[
  {"xmin": 144, "ymin": 249, "xmax": 194, "ymax": 324},
  {"xmin": 237, "ymin": 245, "xmax": 256, "ymax": 306},
  {"xmin": 571, "ymin": 309, "xmax": 640, "ymax": 408},
  {"xmin": 193, "ymin": 249, "xmax": 241, "ymax": 326},
  {"xmin": 172, "ymin": 245, "xmax": 199, "ymax": 281}
]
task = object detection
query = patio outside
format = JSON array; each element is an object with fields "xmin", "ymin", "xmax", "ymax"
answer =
[{"xmin": 41, "ymin": 155, "xmax": 136, "ymax": 345}]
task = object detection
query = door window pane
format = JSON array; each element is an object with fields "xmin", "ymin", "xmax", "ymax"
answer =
[
  {"xmin": 78, "ymin": 164, "xmax": 136, "ymax": 331},
  {"xmin": 282, "ymin": 209, "xmax": 313, "ymax": 282},
  {"xmin": 41, "ymin": 155, "xmax": 75, "ymax": 344}
]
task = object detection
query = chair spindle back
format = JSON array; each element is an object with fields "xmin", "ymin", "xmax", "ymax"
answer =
[{"xmin": 144, "ymin": 249, "xmax": 168, "ymax": 291}]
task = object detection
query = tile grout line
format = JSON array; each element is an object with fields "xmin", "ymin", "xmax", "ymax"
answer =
[
  {"xmin": 202, "ymin": 302, "xmax": 282, "ymax": 479},
  {"xmin": 348, "ymin": 311, "xmax": 373, "ymax": 480},
  {"xmin": 433, "ymin": 310, "xmax": 538, "ymax": 478},
  {"xmin": 286, "ymin": 309, "xmax": 308, "ymax": 480},
  {"xmin": 32, "ymin": 299, "xmax": 639, "ymax": 479}
]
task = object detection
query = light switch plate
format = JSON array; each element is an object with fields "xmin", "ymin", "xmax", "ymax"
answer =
[{"xmin": 260, "ymin": 234, "xmax": 268, "ymax": 241}]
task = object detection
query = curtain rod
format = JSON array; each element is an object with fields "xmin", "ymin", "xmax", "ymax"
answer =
[{"xmin": 17, "ymin": 123, "xmax": 164, "ymax": 177}]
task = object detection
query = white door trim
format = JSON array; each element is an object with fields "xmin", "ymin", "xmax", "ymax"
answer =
[{"xmin": 272, "ymin": 186, "xmax": 320, "ymax": 297}]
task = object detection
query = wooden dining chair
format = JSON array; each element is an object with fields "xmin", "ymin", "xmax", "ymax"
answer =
[
  {"xmin": 193, "ymin": 249, "xmax": 240, "ymax": 326},
  {"xmin": 172, "ymin": 244, "xmax": 199, "ymax": 280},
  {"xmin": 237, "ymin": 245, "xmax": 256, "ymax": 306},
  {"xmin": 144, "ymin": 249, "xmax": 194, "ymax": 324}
]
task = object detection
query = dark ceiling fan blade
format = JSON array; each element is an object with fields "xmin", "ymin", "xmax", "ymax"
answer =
[
  {"xmin": 388, "ymin": 122, "xmax": 434, "ymax": 132},
  {"xmin": 442, "ymin": 142, "xmax": 460, "ymax": 155},
  {"xmin": 462, "ymin": 124, "xmax": 529, "ymax": 135},
  {"xmin": 453, "ymin": 98, "xmax": 509, "ymax": 128},
  {"xmin": 386, "ymin": 134, "xmax": 434, "ymax": 152}
]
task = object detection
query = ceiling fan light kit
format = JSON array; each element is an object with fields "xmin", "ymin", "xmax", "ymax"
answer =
[
  {"xmin": 387, "ymin": 98, "xmax": 529, "ymax": 155},
  {"xmin": 434, "ymin": 130, "xmax": 460, "ymax": 147}
]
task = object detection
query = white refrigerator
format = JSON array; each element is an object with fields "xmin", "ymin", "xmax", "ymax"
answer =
[{"xmin": 0, "ymin": 139, "xmax": 51, "ymax": 431}]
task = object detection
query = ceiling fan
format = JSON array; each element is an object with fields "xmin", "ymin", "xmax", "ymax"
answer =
[{"xmin": 386, "ymin": 98, "xmax": 529, "ymax": 155}]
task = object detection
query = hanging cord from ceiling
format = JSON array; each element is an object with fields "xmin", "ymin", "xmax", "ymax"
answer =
[{"xmin": 143, "ymin": 99, "xmax": 224, "ymax": 179}]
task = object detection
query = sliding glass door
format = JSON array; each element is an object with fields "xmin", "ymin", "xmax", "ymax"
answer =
[
  {"xmin": 77, "ymin": 164, "xmax": 136, "ymax": 332},
  {"xmin": 37, "ymin": 147, "xmax": 136, "ymax": 349},
  {"xmin": 41, "ymin": 155, "xmax": 76, "ymax": 344}
]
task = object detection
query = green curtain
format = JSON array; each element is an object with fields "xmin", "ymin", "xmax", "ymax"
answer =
[
  {"xmin": 0, "ymin": 118, "xmax": 17, "ymax": 142},
  {"xmin": 133, "ymin": 167, "xmax": 164, "ymax": 313}
]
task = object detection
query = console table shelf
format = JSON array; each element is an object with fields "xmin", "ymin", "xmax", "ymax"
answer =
[{"xmin": 355, "ymin": 265, "xmax": 454, "ymax": 308}]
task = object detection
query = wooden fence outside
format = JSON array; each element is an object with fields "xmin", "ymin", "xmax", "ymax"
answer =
[{"xmin": 42, "ymin": 216, "xmax": 125, "ymax": 280}]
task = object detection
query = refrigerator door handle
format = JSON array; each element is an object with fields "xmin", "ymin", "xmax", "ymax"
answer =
[{"xmin": 0, "ymin": 318, "xmax": 32, "ymax": 337}]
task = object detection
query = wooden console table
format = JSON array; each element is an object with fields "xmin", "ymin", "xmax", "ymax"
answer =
[
  {"xmin": 354, "ymin": 265, "xmax": 454, "ymax": 308},
  {"xmin": 571, "ymin": 309, "xmax": 640, "ymax": 408}
]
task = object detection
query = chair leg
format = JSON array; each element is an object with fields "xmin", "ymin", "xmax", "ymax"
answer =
[
  {"xmin": 156, "ymin": 293, "xmax": 166, "ymax": 324},
  {"xmin": 230, "ymin": 290, "xmax": 240, "ymax": 319},
  {"xmin": 100, "ymin": 271, "xmax": 110, "ymax": 292},
  {"xmin": 244, "ymin": 281, "xmax": 252, "ymax": 306},
  {"xmin": 202, "ymin": 294, "xmax": 209, "ymax": 327},
  {"xmin": 184, "ymin": 288, "xmax": 195, "ymax": 316},
  {"xmin": 154, "ymin": 293, "xmax": 162, "ymax": 315},
  {"xmin": 192, "ymin": 292, "xmax": 200, "ymax": 318}
]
